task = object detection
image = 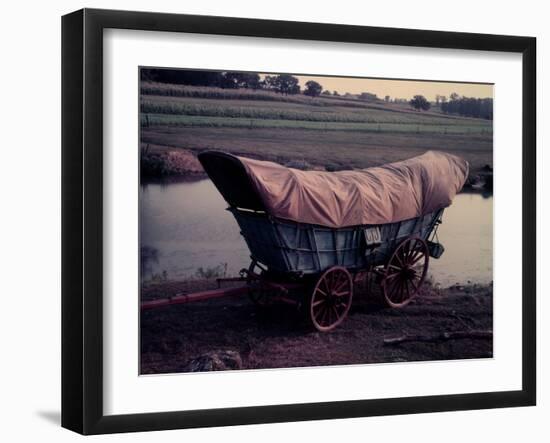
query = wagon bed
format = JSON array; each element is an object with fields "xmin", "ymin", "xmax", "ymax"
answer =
[{"xmin": 230, "ymin": 206, "xmax": 443, "ymax": 275}]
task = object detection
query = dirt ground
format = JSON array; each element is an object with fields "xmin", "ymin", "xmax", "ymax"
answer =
[{"xmin": 140, "ymin": 279, "xmax": 493, "ymax": 374}]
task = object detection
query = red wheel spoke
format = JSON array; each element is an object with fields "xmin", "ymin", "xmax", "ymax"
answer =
[
  {"xmin": 401, "ymin": 240, "xmax": 409, "ymax": 258},
  {"xmin": 312, "ymin": 298, "xmax": 325, "ymax": 308},
  {"xmin": 333, "ymin": 271, "xmax": 343, "ymax": 289},
  {"xmin": 410, "ymin": 246, "xmax": 422, "ymax": 261},
  {"xmin": 410, "ymin": 252, "xmax": 425, "ymax": 266},
  {"xmin": 393, "ymin": 253, "xmax": 404, "ymax": 267},
  {"xmin": 316, "ymin": 288, "xmax": 328, "ymax": 297},
  {"xmin": 387, "ymin": 276, "xmax": 400, "ymax": 298},
  {"xmin": 333, "ymin": 271, "xmax": 340, "ymax": 288},
  {"xmin": 407, "ymin": 240, "xmax": 416, "ymax": 257},
  {"xmin": 404, "ymin": 241, "xmax": 413, "ymax": 261},
  {"xmin": 317, "ymin": 279, "xmax": 330, "ymax": 294},
  {"xmin": 319, "ymin": 306, "xmax": 328, "ymax": 325},
  {"xmin": 385, "ymin": 271, "xmax": 400, "ymax": 281},
  {"xmin": 391, "ymin": 278, "xmax": 403, "ymax": 301},
  {"xmin": 399, "ymin": 248, "xmax": 408, "ymax": 266},
  {"xmin": 389, "ymin": 278, "xmax": 402, "ymax": 302},
  {"xmin": 336, "ymin": 301, "xmax": 348, "ymax": 311},
  {"xmin": 327, "ymin": 272, "xmax": 333, "ymax": 289},
  {"xmin": 392, "ymin": 281, "xmax": 401, "ymax": 302},
  {"xmin": 333, "ymin": 279, "xmax": 348, "ymax": 293},
  {"xmin": 406, "ymin": 242, "xmax": 419, "ymax": 261},
  {"xmin": 395, "ymin": 280, "xmax": 405, "ymax": 303}
]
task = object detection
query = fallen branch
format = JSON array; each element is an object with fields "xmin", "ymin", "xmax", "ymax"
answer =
[{"xmin": 383, "ymin": 330, "xmax": 493, "ymax": 346}]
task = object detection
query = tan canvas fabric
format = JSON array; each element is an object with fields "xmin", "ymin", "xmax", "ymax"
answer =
[{"xmin": 238, "ymin": 151, "xmax": 469, "ymax": 228}]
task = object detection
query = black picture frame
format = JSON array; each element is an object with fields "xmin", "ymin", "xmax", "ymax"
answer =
[{"xmin": 62, "ymin": 8, "xmax": 536, "ymax": 435}]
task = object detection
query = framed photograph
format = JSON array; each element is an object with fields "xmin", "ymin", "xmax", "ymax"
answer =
[{"xmin": 62, "ymin": 8, "xmax": 536, "ymax": 435}]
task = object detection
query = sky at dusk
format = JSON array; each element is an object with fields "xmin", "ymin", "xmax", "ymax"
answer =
[{"xmin": 260, "ymin": 73, "xmax": 493, "ymax": 101}]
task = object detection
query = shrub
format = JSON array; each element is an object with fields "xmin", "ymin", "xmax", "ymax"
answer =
[{"xmin": 195, "ymin": 263, "xmax": 228, "ymax": 279}]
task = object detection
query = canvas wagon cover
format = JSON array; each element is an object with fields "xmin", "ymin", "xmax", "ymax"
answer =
[{"xmin": 236, "ymin": 151, "xmax": 468, "ymax": 228}]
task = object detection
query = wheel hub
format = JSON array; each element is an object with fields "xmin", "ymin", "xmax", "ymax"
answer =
[{"xmin": 402, "ymin": 267, "xmax": 417, "ymax": 279}]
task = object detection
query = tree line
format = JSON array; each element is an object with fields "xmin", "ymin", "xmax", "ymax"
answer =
[
  {"xmin": 141, "ymin": 69, "xmax": 325, "ymax": 97},
  {"xmin": 440, "ymin": 96, "xmax": 493, "ymax": 120},
  {"xmin": 408, "ymin": 93, "xmax": 493, "ymax": 119}
]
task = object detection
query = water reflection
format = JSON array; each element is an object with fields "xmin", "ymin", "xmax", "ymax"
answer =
[
  {"xmin": 140, "ymin": 178, "xmax": 250, "ymax": 281},
  {"xmin": 140, "ymin": 178, "xmax": 492, "ymax": 287},
  {"xmin": 428, "ymin": 192, "xmax": 493, "ymax": 286}
]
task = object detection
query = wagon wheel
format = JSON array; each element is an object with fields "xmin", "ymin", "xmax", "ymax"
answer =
[
  {"xmin": 383, "ymin": 236, "xmax": 429, "ymax": 308},
  {"xmin": 309, "ymin": 266, "xmax": 353, "ymax": 332},
  {"xmin": 247, "ymin": 262, "xmax": 275, "ymax": 307}
]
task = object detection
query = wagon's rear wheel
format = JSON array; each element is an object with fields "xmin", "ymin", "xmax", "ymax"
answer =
[
  {"xmin": 309, "ymin": 266, "xmax": 353, "ymax": 332},
  {"xmin": 383, "ymin": 236, "xmax": 429, "ymax": 308}
]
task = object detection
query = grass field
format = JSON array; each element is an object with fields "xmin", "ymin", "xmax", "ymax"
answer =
[
  {"xmin": 141, "ymin": 114, "xmax": 491, "ymax": 135},
  {"xmin": 140, "ymin": 82, "xmax": 493, "ymax": 178}
]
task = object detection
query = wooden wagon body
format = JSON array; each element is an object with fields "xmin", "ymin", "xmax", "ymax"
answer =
[{"xmin": 230, "ymin": 206, "xmax": 444, "ymax": 276}]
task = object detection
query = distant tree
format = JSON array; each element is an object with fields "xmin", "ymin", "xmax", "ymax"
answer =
[
  {"xmin": 243, "ymin": 73, "xmax": 261, "ymax": 89},
  {"xmin": 359, "ymin": 92, "xmax": 378, "ymax": 101},
  {"xmin": 322, "ymin": 90, "xmax": 332, "ymax": 95},
  {"xmin": 304, "ymin": 80, "xmax": 323, "ymax": 97},
  {"xmin": 263, "ymin": 74, "xmax": 300, "ymax": 94},
  {"xmin": 384, "ymin": 95, "xmax": 391, "ymax": 102},
  {"xmin": 140, "ymin": 69, "xmax": 156, "ymax": 82},
  {"xmin": 261, "ymin": 75, "xmax": 277, "ymax": 91},
  {"xmin": 440, "ymin": 95, "xmax": 447, "ymax": 104},
  {"xmin": 450, "ymin": 92, "xmax": 460, "ymax": 101},
  {"xmin": 409, "ymin": 95, "xmax": 431, "ymax": 111},
  {"xmin": 332, "ymin": 90, "xmax": 340, "ymax": 96},
  {"xmin": 220, "ymin": 72, "xmax": 261, "ymax": 89}
]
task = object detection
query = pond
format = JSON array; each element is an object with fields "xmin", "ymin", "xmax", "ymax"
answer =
[{"xmin": 140, "ymin": 178, "xmax": 492, "ymax": 287}]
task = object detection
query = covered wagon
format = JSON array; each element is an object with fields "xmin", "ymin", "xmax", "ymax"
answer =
[{"xmin": 143, "ymin": 150, "xmax": 469, "ymax": 332}]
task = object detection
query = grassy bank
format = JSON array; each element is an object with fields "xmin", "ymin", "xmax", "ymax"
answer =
[{"xmin": 141, "ymin": 129, "xmax": 492, "ymax": 183}]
